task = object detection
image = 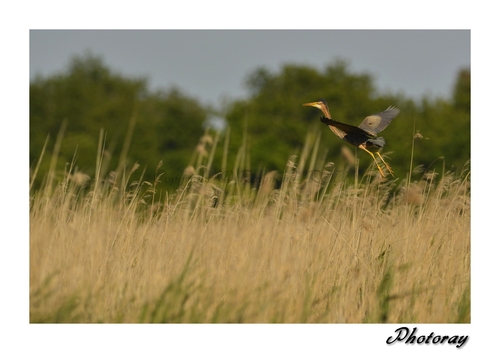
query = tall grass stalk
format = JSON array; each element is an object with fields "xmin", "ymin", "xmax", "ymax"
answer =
[
  {"xmin": 30, "ymin": 125, "xmax": 470, "ymax": 323},
  {"xmin": 30, "ymin": 134, "xmax": 49, "ymax": 192}
]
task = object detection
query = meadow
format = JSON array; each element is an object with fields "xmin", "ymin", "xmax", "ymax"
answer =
[{"xmin": 29, "ymin": 128, "xmax": 470, "ymax": 323}]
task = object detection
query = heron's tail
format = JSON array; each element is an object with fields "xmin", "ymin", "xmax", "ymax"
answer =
[{"xmin": 366, "ymin": 137, "xmax": 385, "ymax": 150}]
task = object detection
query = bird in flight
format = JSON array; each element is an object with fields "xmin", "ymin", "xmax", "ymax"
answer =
[{"xmin": 303, "ymin": 100, "xmax": 399, "ymax": 178}]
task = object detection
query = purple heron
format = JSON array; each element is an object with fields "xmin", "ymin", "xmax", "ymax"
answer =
[{"xmin": 303, "ymin": 100, "xmax": 399, "ymax": 178}]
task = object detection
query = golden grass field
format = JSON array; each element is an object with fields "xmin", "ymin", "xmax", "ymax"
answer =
[{"xmin": 29, "ymin": 129, "xmax": 470, "ymax": 323}]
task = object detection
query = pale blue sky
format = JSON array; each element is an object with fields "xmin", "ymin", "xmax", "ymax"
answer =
[{"xmin": 30, "ymin": 30, "xmax": 470, "ymax": 106}]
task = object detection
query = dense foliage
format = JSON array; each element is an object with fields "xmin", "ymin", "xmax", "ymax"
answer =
[
  {"xmin": 30, "ymin": 54, "xmax": 470, "ymax": 191},
  {"xmin": 30, "ymin": 54, "xmax": 207, "ymax": 189}
]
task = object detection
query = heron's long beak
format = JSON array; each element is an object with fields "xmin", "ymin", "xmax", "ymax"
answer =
[
  {"xmin": 303, "ymin": 101, "xmax": 330, "ymax": 118},
  {"xmin": 302, "ymin": 101, "xmax": 321, "ymax": 108}
]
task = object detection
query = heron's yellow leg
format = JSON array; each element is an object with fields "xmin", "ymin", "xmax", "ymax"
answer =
[
  {"xmin": 376, "ymin": 152, "xmax": 394, "ymax": 177},
  {"xmin": 359, "ymin": 145, "xmax": 385, "ymax": 178}
]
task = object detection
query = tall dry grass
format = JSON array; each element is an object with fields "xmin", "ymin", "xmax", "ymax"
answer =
[{"xmin": 30, "ymin": 127, "xmax": 470, "ymax": 323}]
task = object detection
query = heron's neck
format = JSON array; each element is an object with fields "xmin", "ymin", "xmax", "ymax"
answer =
[{"xmin": 328, "ymin": 125, "xmax": 345, "ymax": 140}]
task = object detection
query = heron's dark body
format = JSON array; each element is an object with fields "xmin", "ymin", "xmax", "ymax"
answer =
[
  {"xmin": 319, "ymin": 116, "xmax": 385, "ymax": 150},
  {"xmin": 341, "ymin": 129, "xmax": 373, "ymax": 147}
]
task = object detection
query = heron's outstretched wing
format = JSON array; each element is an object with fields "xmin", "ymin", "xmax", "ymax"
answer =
[
  {"xmin": 358, "ymin": 106, "xmax": 400, "ymax": 136},
  {"xmin": 320, "ymin": 116, "xmax": 375, "ymax": 137}
]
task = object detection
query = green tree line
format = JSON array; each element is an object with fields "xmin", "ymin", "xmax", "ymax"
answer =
[{"xmin": 30, "ymin": 54, "xmax": 470, "ymax": 191}]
